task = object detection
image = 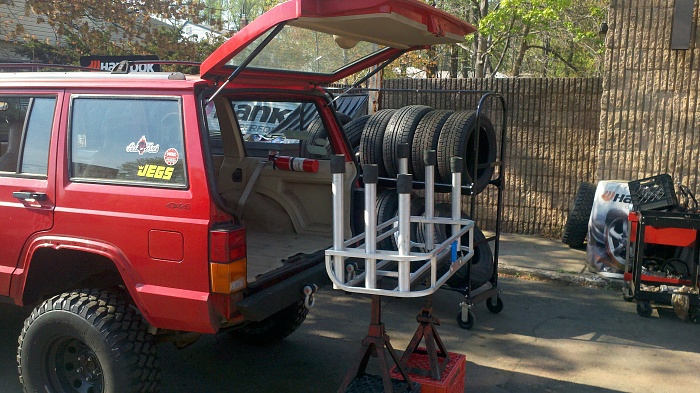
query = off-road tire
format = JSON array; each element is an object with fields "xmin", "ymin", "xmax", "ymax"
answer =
[
  {"xmin": 17, "ymin": 289, "xmax": 160, "ymax": 393},
  {"xmin": 382, "ymin": 105, "xmax": 433, "ymax": 177},
  {"xmin": 411, "ymin": 110, "xmax": 453, "ymax": 181},
  {"xmin": 562, "ymin": 182, "xmax": 596, "ymax": 248},
  {"xmin": 436, "ymin": 111, "xmax": 497, "ymax": 195},
  {"xmin": 230, "ymin": 300, "xmax": 308, "ymax": 344},
  {"xmin": 359, "ymin": 109, "xmax": 396, "ymax": 177}
]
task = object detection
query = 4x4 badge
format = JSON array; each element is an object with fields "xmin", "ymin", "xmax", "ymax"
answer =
[{"xmin": 126, "ymin": 135, "xmax": 160, "ymax": 155}]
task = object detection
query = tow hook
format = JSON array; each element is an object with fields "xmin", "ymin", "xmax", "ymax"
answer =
[{"xmin": 302, "ymin": 284, "xmax": 318, "ymax": 309}]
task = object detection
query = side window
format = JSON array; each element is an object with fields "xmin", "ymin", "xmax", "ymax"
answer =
[
  {"xmin": 224, "ymin": 100, "xmax": 325, "ymax": 158},
  {"xmin": 0, "ymin": 96, "xmax": 56, "ymax": 176},
  {"xmin": 70, "ymin": 97, "xmax": 187, "ymax": 188}
]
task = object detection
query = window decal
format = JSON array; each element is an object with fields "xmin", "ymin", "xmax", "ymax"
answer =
[
  {"xmin": 164, "ymin": 148, "xmax": 179, "ymax": 166},
  {"xmin": 126, "ymin": 135, "xmax": 160, "ymax": 155}
]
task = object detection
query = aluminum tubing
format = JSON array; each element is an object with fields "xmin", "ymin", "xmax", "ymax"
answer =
[
  {"xmin": 363, "ymin": 165, "xmax": 379, "ymax": 289},
  {"xmin": 451, "ymin": 157, "xmax": 463, "ymax": 255},
  {"xmin": 398, "ymin": 143, "xmax": 410, "ymax": 175},
  {"xmin": 397, "ymin": 173, "xmax": 412, "ymax": 292},
  {"xmin": 330, "ymin": 155, "xmax": 346, "ymax": 288},
  {"xmin": 424, "ymin": 150, "xmax": 437, "ymax": 252}
]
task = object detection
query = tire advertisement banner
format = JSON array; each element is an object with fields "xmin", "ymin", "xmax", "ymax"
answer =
[{"xmin": 587, "ymin": 181, "xmax": 631, "ymax": 276}]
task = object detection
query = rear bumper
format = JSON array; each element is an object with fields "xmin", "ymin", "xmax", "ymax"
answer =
[{"xmin": 236, "ymin": 262, "xmax": 330, "ymax": 321}]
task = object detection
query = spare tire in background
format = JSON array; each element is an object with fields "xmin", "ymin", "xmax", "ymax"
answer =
[
  {"xmin": 343, "ymin": 115, "xmax": 371, "ymax": 151},
  {"xmin": 562, "ymin": 181, "xmax": 596, "ymax": 248},
  {"xmin": 411, "ymin": 110, "xmax": 454, "ymax": 181},
  {"xmin": 436, "ymin": 111, "xmax": 497, "ymax": 195},
  {"xmin": 418, "ymin": 203, "xmax": 494, "ymax": 289},
  {"xmin": 382, "ymin": 105, "xmax": 433, "ymax": 178},
  {"xmin": 359, "ymin": 109, "xmax": 396, "ymax": 177},
  {"xmin": 299, "ymin": 114, "xmax": 351, "ymax": 159},
  {"xmin": 376, "ymin": 189, "xmax": 399, "ymax": 251}
]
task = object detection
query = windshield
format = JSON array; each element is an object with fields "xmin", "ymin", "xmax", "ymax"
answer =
[{"xmin": 226, "ymin": 24, "xmax": 386, "ymax": 75}]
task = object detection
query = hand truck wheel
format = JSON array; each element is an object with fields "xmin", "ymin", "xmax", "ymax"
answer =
[
  {"xmin": 456, "ymin": 309, "xmax": 475, "ymax": 330},
  {"xmin": 486, "ymin": 296, "xmax": 504, "ymax": 313}
]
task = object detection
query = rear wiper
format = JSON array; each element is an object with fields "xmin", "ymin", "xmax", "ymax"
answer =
[{"xmin": 207, "ymin": 23, "xmax": 287, "ymax": 104}]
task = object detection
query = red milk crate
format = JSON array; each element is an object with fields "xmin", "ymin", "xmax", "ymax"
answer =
[{"xmin": 390, "ymin": 350, "xmax": 466, "ymax": 393}]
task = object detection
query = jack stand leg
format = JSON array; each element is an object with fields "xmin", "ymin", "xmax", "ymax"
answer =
[
  {"xmin": 401, "ymin": 295, "xmax": 449, "ymax": 380},
  {"xmin": 337, "ymin": 296, "xmax": 417, "ymax": 393}
]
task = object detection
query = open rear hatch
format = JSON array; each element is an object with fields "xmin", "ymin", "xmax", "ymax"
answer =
[
  {"xmin": 207, "ymin": 0, "xmax": 476, "ymax": 323},
  {"xmin": 200, "ymin": 0, "xmax": 476, "ymax": 86}
]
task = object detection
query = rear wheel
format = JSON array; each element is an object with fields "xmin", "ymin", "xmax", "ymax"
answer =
[
  {"xmin": 230, "ymin": 300, "xmax": 308, "ymax": 344},
  {"xmin": 17, "ymin": 289, "xmax": 160, "ymax": 393}
]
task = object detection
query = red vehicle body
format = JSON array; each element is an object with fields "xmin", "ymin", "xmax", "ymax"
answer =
[{"xmin": 0, "ymin": 1, "xmax": 473, "ymax": 392}]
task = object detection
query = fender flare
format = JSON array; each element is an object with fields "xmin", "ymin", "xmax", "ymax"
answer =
[{"xmin": 10, "ymin": 235, "xmax": 152, "ymax": 321}]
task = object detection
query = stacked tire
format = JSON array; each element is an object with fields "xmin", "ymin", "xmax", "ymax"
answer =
[
  {"xmin": 358, "ymin": 106, "xmax": 497, "ymax": 195},
  {"xmin": 356, "ymin": 106, "xmax": 498, "ymax": 291}
]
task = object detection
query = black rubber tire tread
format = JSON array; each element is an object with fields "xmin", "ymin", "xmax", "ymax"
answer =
[
  {"xmin": 299, "ymin": 118, "xmax": 330, "ymax": 159},
  {"xmin": 382, "ymin": 105, "xmax": 433, "ymax": 178},
  {"xmin": 230, "ymin": 300, "xmax": 308, "ymax": 344},
  {"xmin": 436, "ymin": 111, "xmax": 497, "ymax": 195},
  {"xmin": 428, "ymin": 203, "xmax": 494, "ymax": 289},
  {"xmin": 359, "ymin": 109, "xmax": 396, "ymax": 177},
  {"xmin": 561, "ymin": 181, "xmax": 596, "ymax": 248},
  {"xmin": 456, "ymin": 310, "xmax": 475, "ymax": 330},
  {"xmin": 17, "ymin": 289, "xmax": 160, "ymax": 393},
  {"xmin": 343, "ymin": 115, "xmax": 371, "ymax": 150},
  {"xmin": 299, "ymin": 114, "xmax": 352, "ymax": 159},
  {"xmin": 411, "ymin": 110, "xmax": 454, "ymax": 181},
  {"xmin": 376, "ymin": 188, "xmax": 399, "ymax": 251}
]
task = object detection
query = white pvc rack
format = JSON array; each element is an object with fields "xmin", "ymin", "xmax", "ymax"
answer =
[{"xmin": 325, "ymin": 149, "xmax": 474, "ymax": 298}]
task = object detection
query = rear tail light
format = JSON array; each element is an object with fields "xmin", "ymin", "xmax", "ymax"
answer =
[{"xmin": 209, "ymin": 226, "xmax": 247, "ymax": 294}]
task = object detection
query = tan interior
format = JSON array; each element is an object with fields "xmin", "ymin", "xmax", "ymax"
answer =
[{"xmin": 210, "ymin": 96, "xmax": 356, "ymax": 282}]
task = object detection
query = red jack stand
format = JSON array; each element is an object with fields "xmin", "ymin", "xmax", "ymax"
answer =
[
  {"xmin": 401, "ymin": 296, "xmax": 448, "ymax": 380},
  {"xmin": 337, "ymin": 295, "xmax": 419, "ymax": 393}
]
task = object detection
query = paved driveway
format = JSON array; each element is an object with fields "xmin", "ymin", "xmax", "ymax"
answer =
[{"xmin": 2, "ymin": 276, "xmax": 699, "ymax": 392}]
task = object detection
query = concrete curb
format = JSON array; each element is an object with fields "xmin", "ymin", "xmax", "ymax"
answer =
[{"xmin": 499, "ymin": 265, "xmax": 626, "ymax": 290}]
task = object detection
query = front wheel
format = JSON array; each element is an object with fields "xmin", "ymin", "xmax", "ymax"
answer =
[{"xmin": 17, "ymin": 289, "xmax": 160, "ymax": 393}]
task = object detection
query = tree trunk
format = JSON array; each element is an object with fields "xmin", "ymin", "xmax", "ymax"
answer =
[
  {"xmin": 473, "ymin": 0, "xmax": 489, "ymax": 78},
  {"xmin": 511, "ymin": 25, "xmax": 531, "ymax": 77}
]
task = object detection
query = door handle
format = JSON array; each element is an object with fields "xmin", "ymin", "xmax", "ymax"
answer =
[{"xmin": 13, "ymin": 191, "xmax": 47, "ymax": 201}]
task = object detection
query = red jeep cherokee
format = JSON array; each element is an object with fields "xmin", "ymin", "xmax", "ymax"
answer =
[{"xmin": 0, "ymin": 1, "xmax": 472, "ymax": 391}]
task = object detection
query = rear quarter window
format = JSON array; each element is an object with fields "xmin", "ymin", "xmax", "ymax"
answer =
[{"xmin": 70, "ymin": 96, "xmax": 187, "ymax": 188}]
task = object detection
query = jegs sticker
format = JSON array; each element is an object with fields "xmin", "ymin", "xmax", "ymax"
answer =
[
  {"xmin": 137, "ymin": 164, "xmax": 174, "ymax": 180},
  {"xmin": 126, "ymin": 135, "xmax": 160, "ymax": 155},
  {"xmin": 164, "ymin": 148, "xmax": 179, "ymax": 166}
]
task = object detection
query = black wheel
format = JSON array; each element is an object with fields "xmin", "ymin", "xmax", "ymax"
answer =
[
  {"xmin": 230, "ymin": 300, "xmax": 308, "ymax": 344},
  {"xmin": 17, "ymin": 289, "xmax": 160, "ymax": 393},
  {"xmin": 456, "ymin": 309, "xmax": 475, "ymax": 330},
  {"xmin": 436, "ymin": 111, "xmax": 497, "ymax": 195},
  {"xmin": 427, "ymin": 203, "xmax": 494, "ymax": 289},
  {"xmin": 300, "ymin": 118, "xmax": 331, "ymax": 158},
  {"xmin": 343, "ymin": 115, "xmax": 371, "ymax": 150},
  {"xmin": 486, "ymin": 296, "xmax": 504, "ymax": 314},
  {"xmin": 299, "ymin": 115, "xmax": 352, "ymax": 159},
  {"xmin": 376, "ymin": 189, "xmax": 399, "ymax": 251},
  {"xmin": 562, "ymin": 182, "xmax": 596, "ymax": 248},
  {"xmin": 382, "ymin": 105, "xmax": 433, "ymax": 178},
  {"xmin": 359, "ymin": 109, "xmax": 396, "ymax": 177},
  {"xmin": 636, "ymin": 301, "xmax": 653, "ymax": 318},
  {"xmin": 411, "ymin": 110, "xmax": 453, "ymax": 181}
]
